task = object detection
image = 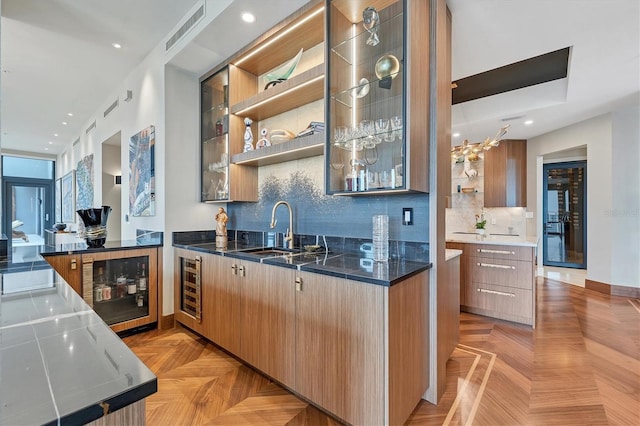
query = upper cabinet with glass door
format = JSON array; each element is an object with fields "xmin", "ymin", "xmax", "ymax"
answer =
[
  {"xmin": 201, "ymin": 67, "xmax": 230, "ymax": 202},
  {"xmin": 326, "ymin": 0, "xmax": 429, "ymax": 195}
]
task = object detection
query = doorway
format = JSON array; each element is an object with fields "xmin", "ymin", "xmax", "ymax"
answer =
[
  {"xmin": 102, "ymin": 131, "xmax": 122, "ymax": 241},
  {"xmin": 542, "ymin": 161, "xmax": 587, "ymax": 268}
]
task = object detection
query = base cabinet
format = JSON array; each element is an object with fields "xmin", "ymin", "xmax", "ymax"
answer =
[
  {"xmin": 447, "ymin": 242, "xmax": 536, "ymax": 327},
  {"xmin": 45, "ymin": 248, "xmax": 159, "ymax": 333},
  {"xmin": 174, "ymin": 249, "xmax": 429, "ymax": 425}
]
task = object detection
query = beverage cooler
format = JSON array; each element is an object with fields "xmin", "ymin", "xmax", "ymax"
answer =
[{"xmin": 81, "ymin": 248, "xmax": 158, "ymax": 332}]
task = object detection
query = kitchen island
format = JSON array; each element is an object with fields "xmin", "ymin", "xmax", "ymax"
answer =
[
  {"xmin": 0, "ymin": 266, "xmax": 157, "ymax": 425},
  {"xmin": 446, "ymin": 233, "xmax": 538, "ymax": 327}
]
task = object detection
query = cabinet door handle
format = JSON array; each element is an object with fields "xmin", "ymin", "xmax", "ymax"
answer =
[
  {"xmin": 477, "ymin": 288, "xmax": 515, "ymax": 297},
  {"xmin": 239, "ymin": 265, "xmax": 246, "ymax": 277},
  {"xmin": 295, "ymin": 277, "xmax": 303, "ymax": 292},
  {"xmin": 231, "ymin": 264, "xmax": 238, "ymax": 275},
  {"xmin": 477, "ymin": 248, "xmax": 515, "ymax": 255},
  {"xmin": 477, "ymin": 262, "xmax": 515, "ymax": 270}
]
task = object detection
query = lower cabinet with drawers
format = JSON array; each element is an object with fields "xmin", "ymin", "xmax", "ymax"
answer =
[{"xmin": 446, "ymin": 242, "xmax": 536, "ymax": 327}]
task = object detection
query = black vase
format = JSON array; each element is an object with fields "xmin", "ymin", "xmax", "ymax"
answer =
[{"xmin": 77, "ymin": 206, "xmax": 112, "ymax": 247}]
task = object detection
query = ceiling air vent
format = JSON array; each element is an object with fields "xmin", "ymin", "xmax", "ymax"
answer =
[
  {"xmin": 86, "ymin": 121, "xmax": 96, "ymax": 134},
  {"xmin": 166, "ymin": 4, "xmax": 205, "ymax": 53},
  {"xmin": 72, "ymin": 138, "xmax": 80, "ymax": 147},
  {"xmin": 104, "ymin": 99, "xmax": 119, "ymax": 118}
]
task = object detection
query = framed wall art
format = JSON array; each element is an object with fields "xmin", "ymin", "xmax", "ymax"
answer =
[
  {"xmin": 61, "ymin": 170, "xmax": 76, "ymax": 223},
  {"xmin": 129, "ymin": 125, "xmax": 155, "ymax": 216}
]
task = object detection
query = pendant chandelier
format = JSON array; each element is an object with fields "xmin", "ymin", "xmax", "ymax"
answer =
[{"xmin": 451, "ymin": 124, "xmax": 510, "ymax": 161}]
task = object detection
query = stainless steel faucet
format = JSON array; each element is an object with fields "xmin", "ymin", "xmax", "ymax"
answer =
[{"xmin": 270, "ymin": 201, "xmax": 294, "ymax": 249}]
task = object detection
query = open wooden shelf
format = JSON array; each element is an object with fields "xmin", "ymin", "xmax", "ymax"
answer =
[
  {"xmin": 231, "ymin": 132, "xmax": 324, "ymax": 166},
  {"xmin": 229, "ymin": 2, "xmax": 325, "ymax": 76},
  {"xmin": 230, "ymin": 64, "xmax": 324, "ymax": 121}
]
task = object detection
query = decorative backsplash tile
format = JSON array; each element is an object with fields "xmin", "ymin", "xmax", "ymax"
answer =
[{"xmin": 226, "ymin": 156, "xmax": 429, "ymax": 243}]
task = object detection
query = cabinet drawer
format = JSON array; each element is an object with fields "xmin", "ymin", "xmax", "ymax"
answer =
[
  {"xmin": 468, "ymin": 256, "xmax": 533, "ymax": 290},
  {"xmin": 464, "ymin": 281, "xmax": 532, "ymax": 319},
  {"xmin": 471, "ymin": 244, "xmax": 534, "ymax": 262}
]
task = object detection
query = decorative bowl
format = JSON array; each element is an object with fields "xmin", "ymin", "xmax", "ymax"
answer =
[{"xmin": 54, "ymin": 223, "xmax": 67, "ymax": 231}]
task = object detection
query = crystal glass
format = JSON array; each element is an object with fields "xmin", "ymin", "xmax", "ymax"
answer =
[{"xmin": 372, "ymin": 214, "xmax": 389, "ymax": 262}]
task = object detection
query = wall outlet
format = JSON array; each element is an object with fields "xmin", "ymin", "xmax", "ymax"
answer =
[
  {"xmin": 525, "ymin": 211, "xmax": 534, "ymax": 219},
  {"xmin": 491, "ymin": 218, "xmax": 497, "ymax": 225},
  {"xmin": 402, "ymin": 208, "xmax": 413, "ymax": 225},
  {"xmin": 240, "ymin": 231, "xmax": 249, "ymax": 241}
]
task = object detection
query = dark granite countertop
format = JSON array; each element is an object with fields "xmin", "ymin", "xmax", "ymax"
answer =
[
  {"xmin": 173, "ymin": 241, "xmax": 431, "ymax": 286},
  {"xmin": 0, "ymin": 270, "xmax": 157, "ymax": 425},
  {"xmin": 40, "ymin": 237, "xmax": 163, "ymax": 257}
]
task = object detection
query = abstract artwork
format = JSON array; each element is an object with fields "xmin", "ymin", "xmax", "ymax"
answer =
[
  {"xmin": 61, "ymin": 170, "xmax": 76, "ymax": 223},
  {"xmin": 129, "ymin": 125, "xmax": 155, "ymax": 217},
  {"xmin": 55, "ymin": 178, "xmax": 62, "ymax": 223},
  {"xmin": 76, "ymin": 154, "xmax": 94, "ymax": 210}
]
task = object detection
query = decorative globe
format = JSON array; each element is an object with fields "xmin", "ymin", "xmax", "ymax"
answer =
[{"xmin": 375, "ymin": 54, "xmax": 400, "ymax": 80}]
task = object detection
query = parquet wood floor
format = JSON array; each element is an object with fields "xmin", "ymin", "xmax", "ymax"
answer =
[{"xmin": 124, "ymin": 277, "xmax": 639, "ymax": 425}]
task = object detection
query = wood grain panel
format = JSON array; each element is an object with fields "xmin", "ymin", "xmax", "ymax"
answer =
[
  {"xmin": 229, "ymin": 2, "xmax": 324, "ymax": 76},
  {"xmin": 467, "ymin": 256, "xmax": 534, "ymax": 289},
  {"xmin": 240, "ymin": 264, "xmax": 296, "ymax": 388},
  {"xmin": 406, "ymin": 0, "xmax": 430, "ymax": 193},
  {"xmin": 463, "ymin": 281, "xmax": 533, "ymax": 325},
  {"xmin": 43, "ymin": 253, "xmax": 82, "ymax": 295},
  {"xmin": 438, "ymin": 253, "xmax": 459, "ymax": 400},
  {"xmin": 388, "ymin": 271, "xmax": 430, "ymax": 425},
  {"xmin": 484, "ymin": 139, "xmax": 527, "ymax": 207},
  {"xmin": 470, "ymin": 243, "xmax": 534, "ymax": 262},
  {"xmin": 295, "ymin": 271, "xmax": 385, "ymax": 425},
  {"xmin": 228, "ymin": 163, "xmax": 258, "ymax": 202},
  {"xmin": 230, "ymin": 65, "xmax": 324, "ymax": 121},
  {"xmin": 85, "ymin": 399, "xmax": 146, "ymax": 426}
]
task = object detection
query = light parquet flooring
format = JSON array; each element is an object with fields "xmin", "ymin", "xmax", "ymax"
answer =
[{"xmin": 124, "ymin": 277, "xmax": 639, "ymax": 425}]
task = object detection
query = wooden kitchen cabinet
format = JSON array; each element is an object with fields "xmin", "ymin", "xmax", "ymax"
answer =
[
  {"xmin": 483, "ymin": 139, "xmax": 527, "ymax": 207},
  {"xmin": 240, "ymin": 264, "xmax": 296, "ymax": 387},
  {"xmin": 295, "ymin": 271, "xmax": 385, "ymax": 425},
  {"xmin": 447, "ymin": 242, "xmax": 536, "ymax": 327},
  {"xmin": 45, "ymin": 253, "xmax": 82, "ymax": 295},
  {"xmin": 326, "ymin": 0, "xmax": 430, "ymax": 195}
]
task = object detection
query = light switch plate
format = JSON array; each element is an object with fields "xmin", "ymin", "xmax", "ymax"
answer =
[{"xmin": 402, "ymin": 208, "xmax": 413, "ymax": 225}]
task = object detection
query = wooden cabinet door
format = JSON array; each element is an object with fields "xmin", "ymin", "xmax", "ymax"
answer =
[
  {"xmin": 44, "ymin": 253, "xmax": 82, "ymax": 295},
  {"xmin": 484, "ymin": 139, "xmax": 527, "ymax": 207},
  {"xmin": 295, "ymin": 271, "xmax": 385, "ymax": 425},
  {"xmin": 240, "ymin": 264, "xmax": 295, "ymax": 387},
  {"xmin": 203, "ymin": 255, "xmax": 242, "ymax": 355}
]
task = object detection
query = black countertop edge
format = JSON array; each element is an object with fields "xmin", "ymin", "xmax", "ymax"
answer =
[
  {"xmin": 173, "ymin": 242, "xmax": 432, "ymax": 286},
  {"xmin": 40, "ymin": 239, "xmax": 163, "ymax": 256},
  {"xmin": 43, "ymin": 379, "xmax": 157, "ymax": 426}
]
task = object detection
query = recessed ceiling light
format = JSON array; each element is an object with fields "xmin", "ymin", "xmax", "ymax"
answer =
[
  {"xmin": 44, "ymin": 147, "xmax": 49, "ymax": 151},
  {"xmin": 53, "ymin": 133, "xmax": 59, "ymax": 137},
  {"xmin": 241, "ymin": 12, "xmax": 255, "ymax": 23},
  {"xmin": 453, "ymin": 132, "xmax": 460, "ymax": 138},
  {"xmin": 48, "ymin": 141, "xmax": 53, "ymax": 145},
  {"xmin": 524, "ymin": 120, "xmax": 534, "ymax": 125},
  {"xmin": 67, "ymin": 113, "xmax": 73, "ymax": 117},
  {"xmin": 112, "ymin": 43, "xmax": 122, "ymax": 49},
  {"xmin": 62, "ymin": 121, "xmax": 68, "ymax": 125}
]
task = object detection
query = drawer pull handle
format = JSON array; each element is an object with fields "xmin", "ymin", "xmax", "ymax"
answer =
[
  {"xmin": 477, "ymin": 248, "xmax": 515, "ymax": 255},
  {"xmin": 477, "ymin": 262, "xmax": 515, "ymax": 270},
  {"xmin": 477, "ymin": 288, "xmax": 515, "ymax": 297}
]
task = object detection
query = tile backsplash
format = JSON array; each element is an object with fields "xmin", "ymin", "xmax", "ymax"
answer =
[
  {"xmin": 447, "ymin": 155, "xmax": 527, "ymax": 235},
  {"xmin": 226, "ymin": 156, "xmax": 429, "ymax": 243}
]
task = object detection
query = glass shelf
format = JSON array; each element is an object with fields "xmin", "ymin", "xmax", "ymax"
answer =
[
  {"xmin": 331, "ymin": 75, "xmax": 404, "ymax": 109},
  {"xmin": 330, "ymin": 11, "xmax": 404, "ymax": 66}
]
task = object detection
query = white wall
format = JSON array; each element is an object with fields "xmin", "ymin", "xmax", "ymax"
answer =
[
  {"xmin": 527, "ymin": 106, "xmax": 640, "ymax": 288},
  {"xmin": 610, "ymin": 105, "xmax": 640, "ymax": 287},
  {"xmin": 101, "ymin": 143, "xmax": 122, "ymax": 241},
  {"xmin": 164, "ymin": 64, "xmax": 219, "ymax": 315}
]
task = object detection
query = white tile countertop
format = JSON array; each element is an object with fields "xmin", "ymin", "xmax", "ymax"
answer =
[{"xmin": 446, "ymin": 232, "xmax": 538, "ymax": 247}]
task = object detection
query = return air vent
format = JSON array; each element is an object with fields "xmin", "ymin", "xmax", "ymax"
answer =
[
  {"xmin": 104, "ymin": 99, "xmax": 119, "ymax": 118},
  {"xmin": 166, "ymin": 4, "xmax": 205, "ymax": 52},
  {"xmin": 86, "ymin": 121, "xmax": 96, "ymax": 134},
  {"xmin": 501, "ymin": 115, "xmax": 526, "ymax": 122}
]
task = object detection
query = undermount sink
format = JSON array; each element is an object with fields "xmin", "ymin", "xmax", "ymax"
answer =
[{"xmin": 239, "ymin": 247, "xmax": 302, "ymax": 257}]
